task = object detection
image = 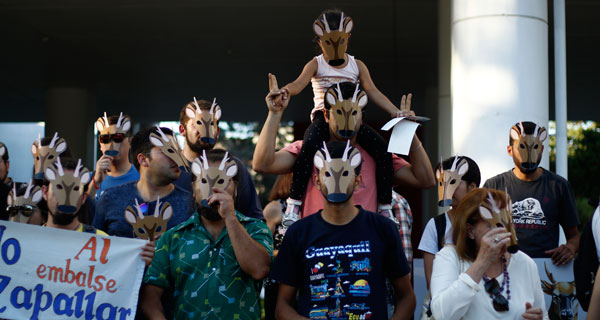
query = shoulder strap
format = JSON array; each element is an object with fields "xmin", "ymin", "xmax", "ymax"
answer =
[
  {"xmin": 434, "ymin": 214, "xmax": 447, "ymax": 251},
  {"xmin": 82, "ymin": 223, "xmax": 97, "ymax": 234}
]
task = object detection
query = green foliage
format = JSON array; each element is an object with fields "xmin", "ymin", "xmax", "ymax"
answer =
[{"xmin": 549, "ymin": 121, "xmax": 599, "ymax": 229}]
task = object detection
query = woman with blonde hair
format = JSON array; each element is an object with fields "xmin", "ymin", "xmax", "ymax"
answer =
[{"xmin": 430, "ymin": 188, "xmax": 547, "ymax": 319}]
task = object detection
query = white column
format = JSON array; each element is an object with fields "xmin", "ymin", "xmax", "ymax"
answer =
[
  {"xmin": 451, "ymin": 0, "xmax": 549, "ymax": 182},
  {"xmin": 554, "ymin": 0, "xmax": 568, "ymax": 179}
]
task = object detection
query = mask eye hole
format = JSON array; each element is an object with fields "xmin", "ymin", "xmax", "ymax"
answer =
[
  {"xmin": 168, "ymin": 149, "xmax": 175, "ymax": 153},
  {"xmin": 74, "ymin": 186, "xmax": 80, "ymax": 191},
  {"xmin": 36, "ymin": 156, "xmax": 40, "ymax": 160},
  {"xmin": 342, "ymin": 171, "xmax": 349, "ymax": 176},
  {"xmin": 201, "ymin": 178, "xmax": 208, "ymax": 184},
  {"xmin": 519, "ymin": 143, "xmax": 525, "ymax": 149},
  {"xmin": 217, "ymin": 179, "xmax": 224, "ymax": 184},
  {"xmin": 352, "ymin": 110, "xmax": 357, "ymax": 116},
  {"xmin": 341, "ymin": 38, "xmax": 345, "ymax": 44},
  {"xmin": 57, "ymin": 184, "xmax": 63, "ymax": 190},
  {"xmin": 156, "ymin": 226, "xmax": 162, "ymax": 233},
  {"xmin": 138, "ymin": 228, "xmax": 146, "ymax": 234},
  {"xmin": 211, "ymin": 121, "xmax": 215, "ymax": 126},
  {"xmin": 325, "ymin": 171, "xmax": 331, "ymax": 177},
  {"xmin": 325, "ymin": 40, "xmax": 331, "ymax": 45},
  {"xmin": 449, "ymin": 179, "xmax": 456, "ymax": 185},
  {"xmin": 533, "ymin": 144, "xmax": 539, "ymax": 149},
  {"xmin": 197, "ymin": 120, "xmax": 202, "ymax": 125},
  {"xmin": 336, "ymin": 109, "xmax": 342, "ymax": 115},
  {"xmin": 439, "ymin": 181, "xmax": 443, "ymax": 186},
  {"xmin": 48, "ymin": 155, "xmax": 54, "ymax": 160}
]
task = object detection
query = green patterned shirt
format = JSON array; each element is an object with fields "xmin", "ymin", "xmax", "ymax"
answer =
[{"xmin": 143, "ymin": 211, "xmax": 273, "ymax": 319}]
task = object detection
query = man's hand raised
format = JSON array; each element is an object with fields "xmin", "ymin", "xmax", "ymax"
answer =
[{"xmin": 266, "ymin": 73, "xmax": 290, "ymax": 114}]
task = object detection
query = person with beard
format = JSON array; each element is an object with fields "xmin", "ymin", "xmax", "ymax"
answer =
[
  {"xmin": 271, "ymin": 141, "xmax": 415, "ymax": 320},
  {"xmin": 140, "ymin": 149, "xmax": 273, "ymax": 319},
  {"xmin": 484, "ymin": 121, "xmax": 579, "ymax": 264},
  {"xmin": 175, "ymin": 98, "xmax": 264, "ymax": 219},
  {"xmin": 93, "ymin": 127, "xmax": 193, "ymax": 238}
]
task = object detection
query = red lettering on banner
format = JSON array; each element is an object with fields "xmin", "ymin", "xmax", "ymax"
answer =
[
  {"xmin": 74, "ymin": 237, "xmax": 111, "ymax": 264},
  {"xmin": 35, "ymin": 260, "xmax": 118, "ymax": 293}
]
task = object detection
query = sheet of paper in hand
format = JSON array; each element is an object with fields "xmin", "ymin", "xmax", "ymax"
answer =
[
  {"xmin": 0, "ymin": 221, "xmax": 145, "ymax": 320},
  {"xmin": 381, "ymin": 117, "xmax": 421, "ymax": 155}
]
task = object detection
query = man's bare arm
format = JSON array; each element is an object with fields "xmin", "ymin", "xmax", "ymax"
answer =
[
  {"xmin": 252, "ymin": 73, "xmax": 297, "ymax": 174},
  {"xmin": 140, "ymin": 284, "xmax": 166, "ymax": 320},
  {"xmin": 390, "ymin": 274, "xmax": 417, "ymax": 320},
  {"xmin": 275, "ymin": 283, "xmax": 309, "ymax": 320}
]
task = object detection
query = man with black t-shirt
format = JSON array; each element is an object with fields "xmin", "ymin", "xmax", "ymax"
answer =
[
  {"xmin": 484, "ymin": 121, "xmax": 579, "ymax": 265},
  {"xmin": 271, "ymin": 141, "xmax": 415, "ymax": 319}
]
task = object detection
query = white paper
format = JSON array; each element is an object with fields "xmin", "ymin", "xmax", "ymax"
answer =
[{"xmin": 381, "ymin": 118, "xmax": 420, "ymax": 155}]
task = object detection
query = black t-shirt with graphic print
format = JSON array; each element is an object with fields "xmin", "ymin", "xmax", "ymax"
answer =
[
  {"xmin": 271, "ymin": 207, "xmax": 410, "ymax": 319},
  {"xmin": 484, "ymin": 168, "xmax": 579, "ymax": 258}
]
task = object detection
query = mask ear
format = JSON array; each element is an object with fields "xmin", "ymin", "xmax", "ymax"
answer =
[
  {"xmin": 314, "ymin": 151, "xmax": 325, "ymax": 170},
  {"xmin": 31, "ymin": 143, "xmax": 37, "ymax": 155},
  {"xmin": 149, "ymin": 134, "xmax": 164, "ymax": 147},
  {"xmin": 121, "ymin": 119, "xmax": 131, "ymax": 132},
  {"xmin": 343, "ymin": 18, "xmax": 353, "ymax": 33},
  {"xmin": 80, "ymin": 171, "xmax": 92, "ymax": 185},
  {"xmin": 6, "ymin": 194, "xmax": 12, "ymax": 206},
  {"xmin": 31, "ymin": 189, "xmax": 43, "ymax": 203},
  {"xmin": 325, "ymin": 91, "xmax": 337, "ymax": 107},
  {"xmin": 349, "ymin": 150, "xmax": 362, "ymax": 167},
  {"xmin": 357, "ymin": 92, "xmax": 368, "ymax": 109},
  {"xmin": 479, "ymin": 206, "xmax": 493, "ymax": 220},
  {"xmin": 0, "ymin": 146, "xmax": 5, "ymax": 157},
  {"xmin": 55, "ymin": 139, "xmax": 67, "ymax": 153},
  {"xmin": 124, "ymin": 207, "xmax": 138, "ymax": 224},
  {"xmin": 161, "ymin": 203, "xmax": 173, "ymax": 221},
  {"xmin": 538, "ymin": 127, "xmax": 547, "ymax": 142},
  {"xmin": 214, "ymin": 106, "xmax": 222, "ymax": 121},
  {"xmin": 96, "ymin": 118, "xmax": 105, "ymax": 133},
  {"xmin": 510, "ymin": 128, "xmax": 520, "ymax": 143},
  {"xmin": 313, "ymin": 22, "xmax": 325, "ymax": 37},
  {"xmin": 191, "ymin": 159, "xmax": 203, "ymax": 176},
  {"xmin": 185, "ymin": 106, "xmax": 196, "ymax": 119},
  {"xmin": 45, "ymin": 167, "xmax": 56, "ymax": 181},
  {"xmin": 435, "ymin": 168, "xmax": 441, "ymax": 180},
  {"xmin": 225, "ymin": 163, "xmax": 238, "ymax": 178},
  {"xmin": 457, "ymin": 159, "xmax": 469, "ymax": 176}
]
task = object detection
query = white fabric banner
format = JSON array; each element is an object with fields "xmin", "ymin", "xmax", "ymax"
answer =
[{"xmin": 0, "ymin": 221, "xmax": 145, "ymax": 320}]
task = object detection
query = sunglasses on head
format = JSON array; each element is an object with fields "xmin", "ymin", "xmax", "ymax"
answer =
[
  {"xmin": 484, "ymin": 278, "xmax": 509, "ymax": 312},
  {"xmin": 6, "ymin": 205, "xmax": 35, "ymax": 217},
  {"xmin": 98, "ymin": 133, "xmax": 125, "ymax": 144}
]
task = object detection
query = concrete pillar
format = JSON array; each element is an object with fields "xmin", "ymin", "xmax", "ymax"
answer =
[
  {"xmin": 45, "ymin": 87, "xmax": 95, "ymax": 168},
  {"xmin": 451, "ymin": 0, "xmax": 549, "ymax": 182},
  {"xmin": 438, "ymin": 0, "xmax": 452, "ymax": 160}
]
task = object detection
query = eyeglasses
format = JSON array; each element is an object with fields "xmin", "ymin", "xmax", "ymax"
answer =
[
  {"xmin": 98, "ymin": 133, "xmax": 125, "ymax": 144},
  {"xmin": 6, "ymin": 205, "xmax": 35, "ymax": 217},
  {"xmin": 484, "ymin": 278, "xmax": 509, "ymax": 312}
]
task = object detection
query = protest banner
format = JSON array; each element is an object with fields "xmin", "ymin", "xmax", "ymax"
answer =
[{"xmin": 0, "ymin": 221, "xmax": 146, "ymax": 320}]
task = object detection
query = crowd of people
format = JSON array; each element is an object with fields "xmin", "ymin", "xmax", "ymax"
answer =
[{"xmin": 1, "ymin": 8, "xmax": 599, "ymax": 320}]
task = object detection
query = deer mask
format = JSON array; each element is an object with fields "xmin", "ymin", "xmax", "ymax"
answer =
[
  {"xmin": 185, "ymin": 97, "xmax": 221, "ymax": 147},
  {"xmin": 436, "ymin": 157, "xmax": 469, "ymax": 208},
  {"xmin": 326, "ymin": 83, "xmax": 368, "ymax": 139},
  {"xmin": 6, "ymin": 181, "xmax": 42, "ymax": 224},
  {"xmin": 313, "ymin": 12, "xmax": 353, "ymax": 66},
  {"xmin": 510, "ymin": 121, "xmax": 547, "ymax": 173},
  {"xmin": 191, "ymin": 150, "xmax": 237, "ymax": 208},
  {"xmin": 31, "ymin": 132, "xmax": 67, "ymax": 180},
  {"xmin": 124, "ymin": 198, "xmax": 173, "ymax": 240},
  {"xmin": 95, "ymin": 112, "xmax": 131, "ymax": 157},
  {"xmin": 314, "ymin": 141, "xmax": 362, "ymax": 203},
  {"xmin": 479, "ymin": 192, "xmax": 519, "ymax": 253},
  {"xmin": 149, "ymin": 126, "xmax": 189, "ymax": 171},
  {"xmin": 44, "ymin": 158, "xmax": 92, "ymax": 214}
]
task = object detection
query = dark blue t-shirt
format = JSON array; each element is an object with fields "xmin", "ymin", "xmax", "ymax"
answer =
[
  {"xmin": 93, "ymin": 181, "xmax": 193, "ymax": 238},
  {"xmin": 173, "ymin": 155, "xmax": 263, "ymax": 219},
  {"xmin": 271, "ymin": 207, "xmax": 410, "ymax": 319}
]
